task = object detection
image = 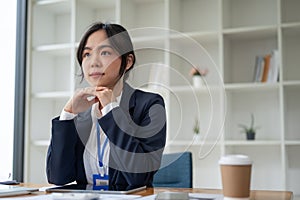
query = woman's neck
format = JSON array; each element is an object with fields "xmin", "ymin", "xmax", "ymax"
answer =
[{"xmin": 112, "ymin": 78, "xmax": 123, "ymax": 98}]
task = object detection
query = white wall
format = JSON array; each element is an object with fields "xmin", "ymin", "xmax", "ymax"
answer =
[{"xmin": 0, "ymin": 0, "xmax": 17, "ymax": 180}]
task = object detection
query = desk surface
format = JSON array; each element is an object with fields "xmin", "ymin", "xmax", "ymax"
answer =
[
  {"xmin": 7, "ymin": 183, "xmax": 293, "ymax": 200},
  {"xmin": 136, "ymin": 188, "xmax": 293, "ymax": 200}
]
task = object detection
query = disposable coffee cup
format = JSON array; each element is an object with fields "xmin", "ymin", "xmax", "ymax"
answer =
[{"xmin": 219, "ymin": 154, "xmax": 252, "ymax": 200}]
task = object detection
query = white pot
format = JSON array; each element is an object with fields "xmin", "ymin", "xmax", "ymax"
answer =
[
  {"xmin": 193, "ymin": 134, "xmax": 201, "ymax": 141},
  {"xmin": 192, "ymin": 76, "xmax": 204, "ymax": 87}
]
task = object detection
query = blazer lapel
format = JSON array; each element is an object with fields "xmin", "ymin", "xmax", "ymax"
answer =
[
  {"xmin": 120, "ymin": 82, "xmax": 136, "ymax": 114},
  {"xmin": 74, "ymin": 108, "xmax": 93, "ymax": 145}
]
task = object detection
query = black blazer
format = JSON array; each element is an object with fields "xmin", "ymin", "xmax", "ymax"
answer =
[{"xmin": 46, "ymin": 83, "xmax": 166, "ymax": 190}]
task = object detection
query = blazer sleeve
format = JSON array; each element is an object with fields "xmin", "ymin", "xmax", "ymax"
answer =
[
  {"xmin": 46, "ymin": 117, "xmax": 86, "ymax": 185},
  {"xmin": 99, "ymin": 92, "xmax": 166, "ymax": 188}
]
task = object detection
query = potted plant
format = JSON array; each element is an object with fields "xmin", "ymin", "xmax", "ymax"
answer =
[
  {"xmin": 238, "ymin": 113, "xmax": 259, "ymax": 140},
  {"xmin": 189, "ymin": 67, "xmax": 208, "ymax": 87},
  {"xmin": 193, "ymin": 118, "xmax": 200, "ymax": 140}
]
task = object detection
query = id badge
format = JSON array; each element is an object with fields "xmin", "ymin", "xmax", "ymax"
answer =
[{"xmin": 93, "ymin": 173, "xmax": 109, "ymax": 190}]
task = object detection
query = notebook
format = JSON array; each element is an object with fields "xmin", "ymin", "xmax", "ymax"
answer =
[
  {"xmin": 46, "ymin": 184, "xmax": 146, "ymax": 194},
  {"xmin": 0, "ymin": 184, "xmax": 38, "ymax": 197}
]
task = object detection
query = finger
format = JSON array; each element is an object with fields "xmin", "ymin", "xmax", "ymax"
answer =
[
  {"xmin": 76, "ymin": 87, "xmax": 98, "ymax": 98},
  {"xmin": 95, "ymin": 86, "xmax": 109, "ymax": 91},
  {"xmin": 83, "ymin": 87, "xmax": 98, "ymax": 94},
  {"xmin": 93, "ymin": 97, "xmax": 99, "ymax": 103}
]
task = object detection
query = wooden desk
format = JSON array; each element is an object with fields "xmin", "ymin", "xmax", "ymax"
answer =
[
  {"xmin": 136, "ymin": 188, "xmax": 293, "ymax": 200},
  {"xmin": 11, "ymin": 183, "xmax": 293, "ymax": 200}
]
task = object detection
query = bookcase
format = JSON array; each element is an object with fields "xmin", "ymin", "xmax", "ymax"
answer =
[{"xmin": 25, "ymin": 0, "xmax": 300, "ymax": 197}]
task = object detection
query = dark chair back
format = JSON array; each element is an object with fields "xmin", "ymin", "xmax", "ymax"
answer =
[{"xmin": 153, "ymin": 151, "xmax": 193, "ymax": 188}]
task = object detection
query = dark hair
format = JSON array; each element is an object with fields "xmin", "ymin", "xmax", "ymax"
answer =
[{"xmin": 77, "ymin": 22, "xmax": 136, "ymax": 81}]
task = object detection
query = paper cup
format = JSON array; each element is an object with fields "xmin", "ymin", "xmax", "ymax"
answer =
[{"xmin": 219, "ymin": 155, "xmax": 252, "ymax": 200}]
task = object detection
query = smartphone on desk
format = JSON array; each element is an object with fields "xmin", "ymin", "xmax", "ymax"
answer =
[{"xmin": 155, "ymin": 192, "xmax": 189, "ymax": 200}]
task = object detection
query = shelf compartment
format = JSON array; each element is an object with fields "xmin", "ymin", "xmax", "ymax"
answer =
[
  {"xmin": 130, "ymin": 27, "xmax": 168, "ymax": 50},
  {"xmin": 168, "ymin": 90, "xmax": 223, "ymax": 144},
  {"xmin": 32, "ymin": 0, "xmax": 71, "ymax": 46},
  {"xmin": 169, "ymin": 0, "xmax": 220, "ymax": 32},
  {"xmin": 29, "ymin": 98, "xmax": 66, "ymax": 141},
  {"xmin": 225, "ymin": 145, "xmax": 284, "ymax": 190},
  {"xmin": 282, "ymin": 25, "xmax": 300, "ymax": 81},
  {"xmin": 225, "ymin": 89, "xmax": 281, "ymax": 141},
  {"xmin": 119, "ymin": 0, "xmax": 166, "ymax": 30},
  {"xmin": 222, "ymin": 0, "xmax": 278, "ymax": 29},
  {"xmin": 285, "ymin": 145, "xmax": 300, "ymax": 196},
  {"xmin": 75, "ymin": 0, "xmax": 117, "ymax": 42},
  {"xmin": 283, "ymin": 85, "xmax": 300, "ymax": 140},
  {"xmin": 26, "ymin": 146, "xmax": 48, "ymax": 183},
  {"xmin": 31, "ymin": 51, "xmax": 72, "ymax": 93},
  {"xmin": 127, "ymin": 48, "xmax": 167, "ymax": 88},
  {"xmin": 169, "ymin": 35, "xmax": 220, "ymax": 87},
  {"xmin": 223, "ymin": 31, "xmax": 278, "ymax": 84},
  {"xmin": 281, "ymin": 0, "xmax": 300, "ymax": 24}
]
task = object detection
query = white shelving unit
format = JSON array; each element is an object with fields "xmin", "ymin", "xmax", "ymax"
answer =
[{"xmin": 26, "ymin": 0, "xmax": 300, "ymax": 197}]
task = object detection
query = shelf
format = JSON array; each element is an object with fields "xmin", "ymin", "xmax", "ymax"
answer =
[
  {"xmin": 169, "ymin": 31, "xmax": 219, "ymax": 44},
  {"xmin": 31, "ymin": 91, "xmax": 71, "ymax": 99},
  {"xmin": 31, "ymin": 140, "xmax": 50, "ymax": 147},
  {"xmin": 76, "ymin": 0, "xmax": 116, "ymax": 8},
  {"xmin": 282, "ymin": 24, "xmax": 300, "ymax": 37},
  {"xmin": 132, "ymin": 35, "xmax": 166, "ymax": 45},
  {"xmin": 34, "ymin": 0, "xmax": 70, "ymax": 12},
  {"xmin": 167, "ymin": 140, "xmax": 221, "ymax": 146},
  {"xmin": 285, "ymin": 141, "xmax": 300, "ymax": 146},
  {"xmin": 33, "ymin": 43, "xmax": 74, "ymax": 52},
  {"xmin": 224, "ymin": 140, "xmax": 281, "ymax": 146},
  {"xmin": 225, "ymin": 83, "xmax": 279, "ymax": 92},
  {"xmin": 283, "ymin": 81, "xmax": 300, "ymax": 86},
  {"xmin": 281, "ymin": 22, "xmax": 300, "ymax": 29},
  {"xmin": 223, "ymin": 25, "xmax": 277, "ymax": 40},
  {"xmin": 169, "ymin": 85, "xmax": 210, "ymax": 93}
]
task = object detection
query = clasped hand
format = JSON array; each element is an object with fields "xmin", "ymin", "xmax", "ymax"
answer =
[{"xmin": 64, "ymin": 86, "xmax": 116, "ymax": 114}]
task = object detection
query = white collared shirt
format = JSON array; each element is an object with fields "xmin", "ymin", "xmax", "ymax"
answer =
[{"xmin": 59, "ymin": 95, "xmax": 121, "ymax": 184}]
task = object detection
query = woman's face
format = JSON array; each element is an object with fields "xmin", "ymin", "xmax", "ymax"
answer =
[{"xmin": 81, "ymin": 30, "xmax": 122, "ymax": 88}]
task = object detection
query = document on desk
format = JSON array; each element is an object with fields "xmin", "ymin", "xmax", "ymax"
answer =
[
  {"xmin": 0, "ymin": 193, "xmax": 141, "ymax": 200},
  {"xmin": 137, "ymin": 193, "xmax": 224, "ymax": 200}
]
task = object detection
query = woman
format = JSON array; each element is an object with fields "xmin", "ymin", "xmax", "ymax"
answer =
[{"xmin": 46, "ymin": 22, "xmax": 166, "ymax": 190}]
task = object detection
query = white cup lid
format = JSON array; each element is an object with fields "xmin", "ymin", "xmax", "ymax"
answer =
[{"xmin": 219, "ymin": 154, "xmax": 252, "ymax": 165}]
